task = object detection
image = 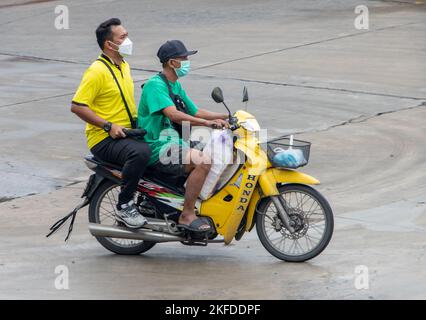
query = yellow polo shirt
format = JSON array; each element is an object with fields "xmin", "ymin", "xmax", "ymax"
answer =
[{"xmin": 72, "ymin": 54, "xmax": 137, "ymax": 150}]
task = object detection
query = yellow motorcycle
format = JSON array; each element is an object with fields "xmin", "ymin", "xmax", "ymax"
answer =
[{"xmin": 47, "ymin": 87, "xmax": 333, "ymax": 262}]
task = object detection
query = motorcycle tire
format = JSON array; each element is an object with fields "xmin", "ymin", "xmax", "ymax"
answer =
[
  {"xmin": 88, "ymin": 180, "xmax": 156, "ymax": 255},
  {"xmin": 256, "ymin": 184, "xmax": 333, "ymax": 262}
]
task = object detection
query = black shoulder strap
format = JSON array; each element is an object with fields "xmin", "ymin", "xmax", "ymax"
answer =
[
  {"xmin": 158, "ymin": 72, "xmax": 176, "ymax": 100},
  {"xmin": 97, "ymin": 58, "xmax": 136, "ymax": 129},
  {"xmin": 158, "ymin": 73, "xmax": 188, "ymax": 114}
]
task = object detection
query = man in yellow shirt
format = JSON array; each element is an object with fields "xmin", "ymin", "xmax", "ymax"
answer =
[{"xmin": 71, "ymin": 18, "xmax": 151, "ymax": 228}]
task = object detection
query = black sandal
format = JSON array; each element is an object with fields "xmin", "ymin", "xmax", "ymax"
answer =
[{"xmin": 177, "ymin": 218, "xmax": 212, "ymax": 233}]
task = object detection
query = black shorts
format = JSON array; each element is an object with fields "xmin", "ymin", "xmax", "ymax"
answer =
[
  {"xmin": 154, "ymin": 141, "xmax": 206, "ymax": 176},
  {"xmin": 154, "ymin": 144, "xmax": 189, "ymax": 176}
]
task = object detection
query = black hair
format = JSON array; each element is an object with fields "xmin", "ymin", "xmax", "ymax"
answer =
[
  {"xmin": 95, "ymin": 18, "xmax": 121, "ymax": 50},
  {"xmin": 162, "ymin": 58, "xmax": 179, "ymax": 68}
]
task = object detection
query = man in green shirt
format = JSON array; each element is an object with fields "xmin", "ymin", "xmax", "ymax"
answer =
[{"xmin": 138, "ymin": 40, "xmax": 228, "ymax": 233}]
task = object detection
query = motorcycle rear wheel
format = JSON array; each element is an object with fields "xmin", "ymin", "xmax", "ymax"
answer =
[
  {"xmin": 88, "ymin": 180, "xmax": 156, "ymax": 255},
  {"xmin": 256, "ymin": 184, "xmax": 333, "ymax": 262}
]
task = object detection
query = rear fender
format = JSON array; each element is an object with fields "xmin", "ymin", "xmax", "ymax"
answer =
[
  {"xmin": 81, "ymin": 174, "xmax": 107, "ymax": 200},
  {"xmin": 83, "ymin": 163, "xmax": 123, "ymax": 200}
]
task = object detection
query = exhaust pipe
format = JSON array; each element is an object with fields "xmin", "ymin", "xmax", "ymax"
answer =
[{"xmin": 89, "ymin": 223, "xmax": 185, "ymax": 242}]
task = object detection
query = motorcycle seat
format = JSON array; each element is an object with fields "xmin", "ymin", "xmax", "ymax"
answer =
[
  {"xmin": 85, "ymin": 155, "xmax": 187, "ymax": 193},
  {"xmin": 85, "ymin": 155, "xmax": 122, "ymax": 171}
]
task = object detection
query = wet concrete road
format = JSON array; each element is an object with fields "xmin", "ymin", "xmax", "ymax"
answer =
[{"xmin": 0, "ymin": 0, "xmax": 425, "ymax": 299}]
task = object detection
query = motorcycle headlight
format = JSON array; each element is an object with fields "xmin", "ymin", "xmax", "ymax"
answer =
[{"xmin": 240, "ymin": 118, "xmax": 260, "ymax": 132}]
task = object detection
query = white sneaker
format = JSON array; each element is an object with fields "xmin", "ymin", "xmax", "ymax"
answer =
[{"xmin": 115, "ymin": 200, "xmax": 147, "ymax": 229}]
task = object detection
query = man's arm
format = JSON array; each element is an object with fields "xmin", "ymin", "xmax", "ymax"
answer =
[
  {"xmin": 71, "ymin": 103, "xmax": 126, "ymax": 139},
  {"xmin": 194, "ymin": 108, "xmax": 228, "ymax": 121},
  {"xmin": 162, "ymin": 106, "xmax": 226, "ymax": 128}
]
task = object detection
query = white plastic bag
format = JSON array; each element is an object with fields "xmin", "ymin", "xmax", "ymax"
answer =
[{"xmin": 198, "ymin": 129, "xmax": 234, "ymax": 200}]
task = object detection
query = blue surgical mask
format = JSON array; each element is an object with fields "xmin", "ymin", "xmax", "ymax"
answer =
[{"xmin": 174, "ymin": 60, "xmax": 191, "ymax": 78}]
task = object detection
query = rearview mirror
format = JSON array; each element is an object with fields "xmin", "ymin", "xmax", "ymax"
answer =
[
  {"xmin": 211, "ymin": 87, "xmax": 232, "ymax": 118},
  {"xmin": 211, "ymin": 87, "xmax": 224, "ymax": 103}
]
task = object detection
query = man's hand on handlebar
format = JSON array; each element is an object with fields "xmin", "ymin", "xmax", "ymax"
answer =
[
  {"xmin": 123, "ymin": 128, "xmax": 147, "ymax": 137},
  {"xmin": 106, "ymin": 123, "xmax": 149, "ymax": 139},
  {"xmin": 205, "ymin": 119, "xmax": 230, "ymax": 129}
]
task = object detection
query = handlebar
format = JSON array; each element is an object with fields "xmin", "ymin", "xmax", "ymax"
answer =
[
  {"xmin": 229, "ymin": 116, "xmax": 240, "ymax": 131},
  {"xmin": 229, "ymin": 123, "xmax": 240, "ymax": 131},
  {"xmin": 211, "ymin": 119, "xmax": 240, "ymax": 131},
  {"xmin": 123, "ymin": 128, "xmax": 147, "ymax": 138},
  {"xmin": 124, "ymin": 117, "xmax": 239, "ymax": 139}
]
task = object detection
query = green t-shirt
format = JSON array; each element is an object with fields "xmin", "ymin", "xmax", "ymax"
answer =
[{"xmin": 138, "ymin": 74, "xmax": 198, "ymax": 165}]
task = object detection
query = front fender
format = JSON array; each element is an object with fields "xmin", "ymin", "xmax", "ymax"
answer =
[
  {"xmin": 258, "ymin": 168, "xmax": 320, "ymax": 196},
  {"xmin": 245, "ymin": 169, "xmax": 320, "ymax": 232},
  {"xmin": 272, "ymin": 167, "xmax": 320, "ymax": 185}
]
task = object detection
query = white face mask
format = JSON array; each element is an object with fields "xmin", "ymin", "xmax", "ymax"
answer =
[{"xmin": 111, "ymin": 37, "xmax": 133, "ymax": 56}]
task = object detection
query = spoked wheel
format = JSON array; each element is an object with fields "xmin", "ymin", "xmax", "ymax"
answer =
[
  {"xmin": 256, "ymin": 184, "xmax": 333, "ymax": 262},
  {"xmin": 88, "ymin": 180, "xmax": 156, "ymax": 255}
]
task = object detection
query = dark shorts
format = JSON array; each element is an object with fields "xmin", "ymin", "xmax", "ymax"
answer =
[
  {"xmin": 154, "ymin": 144, "xmax": 189, "ymax": 176},
  {"xmin": 154, "ymin": 141, "xmax": 206, "ymax": 176}
]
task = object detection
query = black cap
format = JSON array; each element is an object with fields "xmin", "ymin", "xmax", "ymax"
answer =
[{"xmin": 157, "ymin": 40, "xmax": 198, "ymax": 63}]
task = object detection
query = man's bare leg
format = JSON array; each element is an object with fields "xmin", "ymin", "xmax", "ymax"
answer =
[{"xmin": 178, "ymin": 149, "xmax": 211, "ymax": 229}]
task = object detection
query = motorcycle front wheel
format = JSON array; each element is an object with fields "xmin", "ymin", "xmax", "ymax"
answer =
[
  {"xmin": 256, "ymin": 184, "xmax": 333, "ymax": 262},
  {"xmin": 88, "ymin": 180, "xmax": 156, "ymax": 255}
]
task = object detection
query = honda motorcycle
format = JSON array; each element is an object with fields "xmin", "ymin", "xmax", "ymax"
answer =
[{"xmin": 47, "ymin": 87, "xmax": 333, "ymax": 262}]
